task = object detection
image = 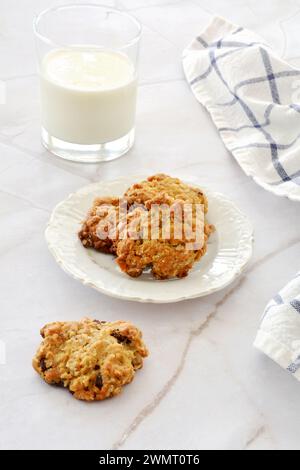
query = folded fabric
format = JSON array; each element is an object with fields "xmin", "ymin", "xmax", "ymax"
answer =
[
  {"xmin": 183, "ymin": 16, "xmax": 300, "ymax": 201},
  {"xmin": 254, "ymin": 273, "xmax": 300, "ymax": 380}
]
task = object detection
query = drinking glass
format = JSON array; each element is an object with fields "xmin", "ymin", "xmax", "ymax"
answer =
[{"xmin": 34, "ymin": 4, "xmax": 141, "ymax": 163}]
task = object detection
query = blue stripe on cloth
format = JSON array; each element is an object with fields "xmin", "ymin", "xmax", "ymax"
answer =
[
  {"xmin": 260, "ymin": 48, "xmax": 281, "ymax": 104},
  {"xmin": 270, "ymin": 143, "xmax": 290, "ymax": 182},
  {"xmin": 234, "ymin": 70, "xmax": 300, "ymax": 95},
  {"xmin": 212, "ymin": 40, "xmax": 263, "ymax": 49},
  {"xmin": 217, "ymin": 70, "xmax": 300, "ymax": 107},
  {"xmin": 232, "ymin": 27, "xmax": 244, "ymax": 35},
  {"xmin": 274, "ymin": 294, "xmax": 284, "ymax": 305},
  {"xmin": 190, "ymin": 46, "xmax": 263, "ymax": 86},
  {"xmin": 196, "ymin": 35, "xmax": 264, "ymax": 51},
  {"xmin": 190, "ymin": 65, "xmax": 213, "ymax": 85},
  {"xmin": 208, "ymin": 48, "xmax": 292, "ymax": 183},
  {"xmin": 269, "ymin": 169, "xmax": 300, "ymax": 186},
  {"xmin": 232, "ymin": 131, "xmax": 300, "ymax": 153},
  {"xmin": 218, "ymin": 104, "xmax": 274, "ymax": 133},
  {"xmin": 290, "ymin": 104, "xmax": 300, "ymax": 113},
  {"xmin": 287, "ymin": 356, "xmax": 300, "ymax": 374},
  {"xmin": 291, "ymin": 300, "xmax": 300, "ymax": 313},
  {"xmin": 261, "ymin": 293, "xmax": 283, "ymax": 320},
  {"xmin": 196, "ymin": 36, "xmax": 208, "ymax": 48}
]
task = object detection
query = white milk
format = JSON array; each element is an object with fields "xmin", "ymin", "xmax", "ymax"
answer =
[{"xmin": 40, "ymin": 48, "xmax": 137, "ymax": 145}]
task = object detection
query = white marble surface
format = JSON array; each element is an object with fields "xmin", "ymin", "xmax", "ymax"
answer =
[{"xmin": 1, "ymin": 0, "xmax": 300, "ymax": 451}]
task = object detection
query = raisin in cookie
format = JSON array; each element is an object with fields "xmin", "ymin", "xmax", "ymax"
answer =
[{"xmin": 33, "ymin": 318, "xmax": 148, "ymax": 401}]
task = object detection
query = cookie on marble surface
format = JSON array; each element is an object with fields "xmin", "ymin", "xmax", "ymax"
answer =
[
  {"xmin": 78, "ymin": 197, "xmax": 123, "ymax": 254},
  {"xmin": 33, "ymin": 318, "xmax": 148, "ymax": 401}
]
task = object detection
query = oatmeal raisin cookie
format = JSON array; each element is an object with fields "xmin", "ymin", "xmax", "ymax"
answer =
[
  {"xmin": 116, "ymin": 195, "xmax": 214, "ymax": 279},
  {"xmin": 33, "ymin": 318, "xmax": 148, "ymax": 401},
  {"xmin": 125, "ymin": 174, "xmax": 208, "ymax": 211}
]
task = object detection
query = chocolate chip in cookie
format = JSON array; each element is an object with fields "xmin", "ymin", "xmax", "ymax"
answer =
[
  {"xmin": 40, "ymin": 358, "xmax": 47, "ymax": 372},
  {"xmin": 95, "ymin": 374, "xmax": 103, "ymax": 389},
  {"xmin": 111, "ymin": 330, "xmax": 131, "ymax": 344}
]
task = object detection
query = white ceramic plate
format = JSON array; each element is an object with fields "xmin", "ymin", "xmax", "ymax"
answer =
[{"xmin": 45, "ymin": 176, "xmax": 254, "ymax": 303}]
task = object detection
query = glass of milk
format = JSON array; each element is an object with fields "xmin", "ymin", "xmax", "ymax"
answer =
[{"xmin": 34, "ymin": 4, "xmax": 141, "ymax": 163}]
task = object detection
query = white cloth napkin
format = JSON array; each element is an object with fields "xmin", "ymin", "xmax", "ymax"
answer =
[
  {"xmin": 183, "ymin": 16, "xmax": 300, "ymax": 202},
  {"xmin": 254, "ymin": 273, "xmax": 300, "ymax": 380}
]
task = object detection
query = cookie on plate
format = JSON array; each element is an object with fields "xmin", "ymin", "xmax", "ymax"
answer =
[
  {"xmin": 33, "ymin": 318, "xmax": 148, "ymax": 401},
  {"xmin": 116, "ymin": 194, "xmax": 214, "ymax": 279},
  {"xmin": 125, "ymin": 174, "xmax": 208, "ymax": 210},
  {"xmin": 78, "ymin": 174, "xmax": 214, "ymax": 280},
  {"xmin": 78, "ymin": 197, "xmax": 123, "ymax": 254}
]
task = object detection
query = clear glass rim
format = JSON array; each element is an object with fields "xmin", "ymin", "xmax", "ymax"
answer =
[{"xmin": 33, "ymin": 3, "xmax": 142, "ymax": 50}]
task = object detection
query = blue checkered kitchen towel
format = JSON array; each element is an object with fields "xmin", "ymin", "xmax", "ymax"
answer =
[
  {"xmin": 183, "ymin": 16, "xmax": 300, "ymax": 201},
  {"xmin": 254, "ymin": 273, "xmax": 300, "ymax": 381}
]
